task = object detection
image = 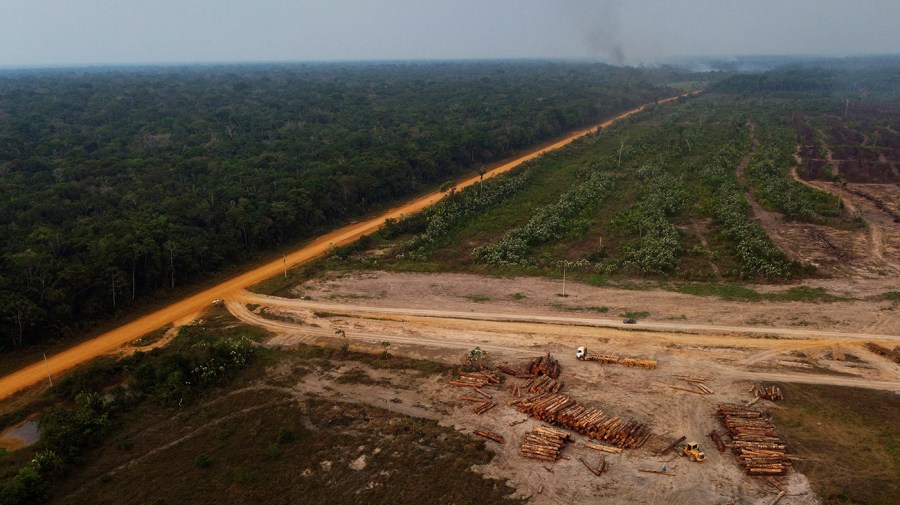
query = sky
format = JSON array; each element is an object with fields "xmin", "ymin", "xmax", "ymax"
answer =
[{"xmin": 0, "ymin": 0, "xmax": 898, "ymax": 67}]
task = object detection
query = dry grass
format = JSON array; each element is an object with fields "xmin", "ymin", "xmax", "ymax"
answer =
[
  {"xmin": 774, "ymin": 383, "xmax": 900, "ymax": 505},
  {"xmin": 49, "ymin": 373, "xmax": 521, "ymax": 505}
]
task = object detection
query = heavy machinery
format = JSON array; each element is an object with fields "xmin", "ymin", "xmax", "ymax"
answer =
[
  {"xmin": 682, "ymin": 442, "xmax": 706, "ymax": 462},
  {"xmin": 575, "ymin": 347, "xmax": 657, "ymax": 369},
  {"xmin": 576, "ymin": 347, "xmax": 619, "ymax": 363}
]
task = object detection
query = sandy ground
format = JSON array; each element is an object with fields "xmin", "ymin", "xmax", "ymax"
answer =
[
  {"xmin": 285, "ymin": 362, "xmax": 819, "ymax": 505},
  {"xmin": 221, "ymin": 293, "xmax": 894, "ymax": 504},
  {"xmin": 214, "ymin": 265, "xmax": 900, "ymax": 504},
  {"xmin": 279, "ymin": 271, "xmax": 899, "ymax": 338}
]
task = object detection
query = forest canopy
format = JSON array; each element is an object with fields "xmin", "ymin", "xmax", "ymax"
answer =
[{"xmin": 0, "ymin": 61, "xmax": 676, "ymax": 349}]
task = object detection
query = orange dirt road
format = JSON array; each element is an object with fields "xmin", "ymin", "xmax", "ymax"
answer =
[{"xmin": 0, "ymin": 92, "xmax": 697, "ymax": 401}]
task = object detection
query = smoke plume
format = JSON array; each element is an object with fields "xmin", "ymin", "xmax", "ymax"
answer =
[{"xmin": 561, "ymin": 0, "xmax": 627, "ymax": 65}]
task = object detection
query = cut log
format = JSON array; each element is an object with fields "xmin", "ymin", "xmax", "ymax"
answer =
[
  {"xmin": 659, "ymin": 435, "xmax": 686, "ymax": 456},
  {"xmin": 585, "ymin": 443, "xmax": 623, "ymax": 454},
  {"xmin": 578, "ymin": 456, "xmax": 603, "ymax": 476},
  {"xmin": 474, "ymin": 388, "xmax": 492, "ymax": 399},
  {"xmin": 639, "ymin": 468, "xmax": 676, "ymax": 476},
  {"xmin": 474, "ymin": 430, "xmax": 504, "ymax": 444}
]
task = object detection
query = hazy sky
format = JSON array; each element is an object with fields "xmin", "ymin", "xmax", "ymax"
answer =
[{"xmin": 1, "ymin": 0, "xmax": 898, "ymax": 67}]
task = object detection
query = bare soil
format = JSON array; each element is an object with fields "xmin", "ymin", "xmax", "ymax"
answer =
[
  {"xmin": 219, "ymin": 271, "xmax": 900, "ymax": 504},
  {"xmin": 285, "ymin": 271, "xmax": 899, "ymax": 337}
]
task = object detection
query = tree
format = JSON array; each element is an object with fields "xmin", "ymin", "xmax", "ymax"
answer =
[
  {"xmin": 463, "ymin": 346, "xmax": 488, "ymax": 370},
  {"xmin": 0, "ymin": 292, "xmax": 44, "ymax": 348}
]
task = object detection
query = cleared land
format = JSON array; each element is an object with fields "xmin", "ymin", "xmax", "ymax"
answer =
[
  {"xmin": 2, "ymin": 88, "xmax": 898, "ymax": 504},
  {"xmin": 212, "ymin": 282, "xmax": 899, "ymax": 503}
]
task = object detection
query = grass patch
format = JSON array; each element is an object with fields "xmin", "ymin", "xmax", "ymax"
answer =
[
  {"xmin": 621, "ymin": 311, "xmax": 650, "ymax": 319},
  {"xmin": 777, "ymin": 286, "xmax": 846, "ymax": 302},
  {"xmin": 884, "ymin": 291, "xmax": 900, "ymax": 301},
  {"xmin": 588, "ymin": 306, "xmax": 609, "ymax": 313},
  {"xmin": 773, "ymin": 383, "xmax": 899, "ymax": 505},
  {"xmin": 511, "ymin": 292, "xmax": 526, "ymax": 300},
  {"xmin": 464, "ymin": 294, "xmax": 490, "ymax": 303},
  {"xmin": 674, "ymin": 283, "xmax": 847, "ymax": 302},
  {"xmin": 675, "ymin": 282, "xmax": 762, "ymax": 300},
  {"xmin": 290, "ymin": 344, "xmax": 452, "ymax": 376},
  {"xmin": 335, "ymin": 368, "xmax": 387, "ymax": 386}
]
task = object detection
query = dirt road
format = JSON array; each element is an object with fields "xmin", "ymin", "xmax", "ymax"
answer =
[
  {"xmin": 226, "ymin": 298, "xmax": 900, "ymax": 393},
  {"xmin": 0, "ymin": 93, "xmax": 698, "ymax": 401},
  {"xmin": 235, "ymin": 291, "xmax": 899, "ymax": 343}
]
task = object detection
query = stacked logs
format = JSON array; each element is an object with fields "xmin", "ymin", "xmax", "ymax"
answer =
[
  {"xmin": 520, "ymin": 425, "xmax": 572, "ymax": 461},
  {"xmin": 620, "ymin": 358, "xmax": 658, "ymax": 370},
  {"xmin": 521, "ymin": 375, "xmax": 563, "ymax": 394},
  {"xmin": 449, "ymin": 371, "xmax": 500, "ymax": 388},
  {"xmin": 528, "ymin": 353, "xmax": 561, "ymax": 378},
  {"xmin": 753, "ymin": 384, "xmax": 784, "ymax": 401},
  {"xmin": 717, "ymin": 404, "xmax": 795, "ymax": 476},
  {"xmin": 517, "ymin": 393, "xmax": 651, "ymax": 449},
  {"xmin": 582, "ymin": 351, "xmax": 657, "ymax": 369}
]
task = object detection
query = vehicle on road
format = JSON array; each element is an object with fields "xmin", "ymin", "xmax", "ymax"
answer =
[{"xmin": 623, "ymin": 318, "xmax": 637, "ymax": 324}]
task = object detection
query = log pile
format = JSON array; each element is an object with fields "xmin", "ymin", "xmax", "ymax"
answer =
[
  {"xmin": 517, "ymin": 393, "xmax": 652, "ymax": 448},
  {"xmin": 527, "ymin": 353, "xmax": 561, "ymax": 378},
  {"xmin": 449, "ymin": 371, "xmax": 500, "ymax": 388},
  {"xmin": 586, "ymin": 353, "xmax": 620, "ymax": 364},
  {"xmin": 520, "ymin": 425, "xmax": 572, "ymax": 461},
  {"xmin": 753, "ymin": 384, "xmax": 784, "ymax": 401},
  {"xmin": 474, "ymin": 430, "xmax": 505, "ymax": 444},
  {"xmin": 581, "ymin": 351, "xmax": 657, "ymax": 370},
  {"xmin": 865, "ymin": 342, "xmax": 900, "ymax": 363},
  {"xmin": 717, "ymin": 404, "xmax": 795, "ymax": 476},
  {"xmin": 520, "ymin": 375, "xmax": 563, "ymax": 394},
  {"xmin": 585, "ymin": 442, "xmax": 623, "ymax": 454},
  {"xmin": 498, "ymin": 364, "xmax": 532, "ymax": 378},
  {"xmin": 620, "ymin": 358, "xmax": 658, "ymax": 369}
]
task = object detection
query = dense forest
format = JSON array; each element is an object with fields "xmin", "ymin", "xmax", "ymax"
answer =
[{"xmin": 0, "ymin": 62, "xmax": 679, "ymax": 349}]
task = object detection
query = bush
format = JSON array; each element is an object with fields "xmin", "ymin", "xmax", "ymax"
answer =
[
  {"xmin": 194, "ymin": 454, "xmax": 212, "ymax": 468},
  {"xmin": 277, "ymin": 428, "xmax": 296, "ymax": 444}
]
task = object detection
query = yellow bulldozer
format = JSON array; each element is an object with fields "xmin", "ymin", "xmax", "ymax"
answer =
[{"xmin": 683, "ymin": 441, "xmax": 706, "ymax": 462}]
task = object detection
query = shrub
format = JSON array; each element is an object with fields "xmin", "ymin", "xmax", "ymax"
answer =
[{"xmin": 194, "ymin": 454, "xmax": 212, "ymax": 468}]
